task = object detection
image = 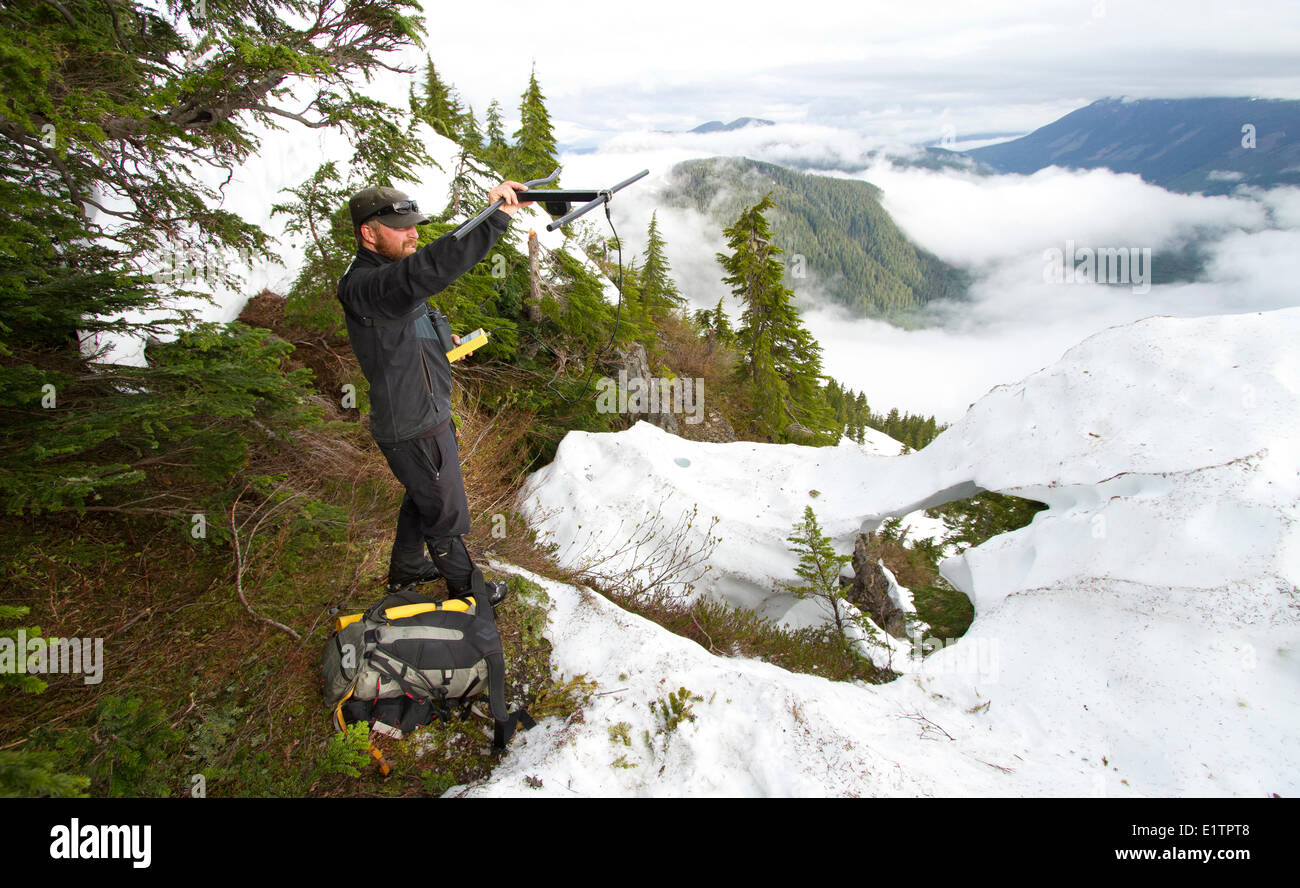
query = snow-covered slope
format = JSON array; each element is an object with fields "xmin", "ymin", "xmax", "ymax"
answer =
[{"xmin": 495, "ymin": 308, "xmax": 1300, "ymax": 797}]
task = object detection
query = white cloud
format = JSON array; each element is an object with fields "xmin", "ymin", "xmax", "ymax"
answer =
[
  {"xmin": 554, "ymin": 123, "xmax": 1300, "ymax": 424},
  {"xmin": 858, "ymin": 163, "xmax": 1269, "ymax": 268},
  {"xmin": 416, "ymin": 1, "xmax": 1300, "ymax": 140}
]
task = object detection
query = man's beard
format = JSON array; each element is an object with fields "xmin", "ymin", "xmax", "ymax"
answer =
[{"xmin": 377, "ymin": 240, "xmax": 416, "ymax": 261}]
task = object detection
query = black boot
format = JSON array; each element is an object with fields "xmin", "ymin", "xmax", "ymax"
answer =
[
  {"xmin": 386, "ymin": 546, "xmax": 443, "ymax": 592},
  {"xmin": 485, "ymin": 580, "xmax": 509, "ymax": 608},
  {"xmin": 445, "ymin": 576, "xmax": 508, "ymax": 609}
]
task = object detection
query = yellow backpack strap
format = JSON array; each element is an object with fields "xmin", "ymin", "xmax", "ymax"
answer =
[
  {"xmin": 333, "ymin": 688, "xmax": 354, "ymax": 732},
  {"xmin": 334, "ymin": 612, "xmax": 363, "ymax": 632},
  {"xmin": 381, "ymin": 597, "xmax": 472, "ymax": 620}
]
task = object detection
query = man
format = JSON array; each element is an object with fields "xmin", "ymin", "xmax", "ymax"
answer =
[{"xmin": 337, "ymin": 180, "xmax": 531, "ymax": 601}]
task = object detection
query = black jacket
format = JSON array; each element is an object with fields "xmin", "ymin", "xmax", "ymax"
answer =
[{"xmin": 336, "ymin": 210, "xmax": 511, "ymax": 443}]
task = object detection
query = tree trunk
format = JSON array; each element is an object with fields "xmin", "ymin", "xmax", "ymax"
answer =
[{"xmin": 526, "ymin": 229, "xmax": 542, "ymax": 323}]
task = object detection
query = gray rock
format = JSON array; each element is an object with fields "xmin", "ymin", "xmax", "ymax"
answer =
[{"xmin": 845, "ymin": 533, "xmax": 909, "ymax": 639}]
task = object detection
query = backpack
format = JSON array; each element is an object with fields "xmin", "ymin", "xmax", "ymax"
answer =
[{"xmin": 322, "ymin": 568, "xmax": 533, "ymax": 754}]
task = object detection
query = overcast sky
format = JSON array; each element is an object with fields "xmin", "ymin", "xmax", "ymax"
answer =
[{"xmin": 416, "ymin": 0, "xmax": 1300, "ymax": 146}]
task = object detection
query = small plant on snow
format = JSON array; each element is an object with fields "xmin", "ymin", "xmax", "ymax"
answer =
[{"xmin": 650, "ymin": 687, "xmax": 703, "ymax": 735}]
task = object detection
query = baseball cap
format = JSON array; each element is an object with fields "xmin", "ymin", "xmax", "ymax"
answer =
[{"xmin": 348, "ymin": 186, "xmax": 431, "ymax": 229}]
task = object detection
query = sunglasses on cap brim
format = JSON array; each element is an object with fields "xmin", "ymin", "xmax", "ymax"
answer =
[{"xmin": 360, "ymin": 200, "xmax": 422, "ymax": 224}]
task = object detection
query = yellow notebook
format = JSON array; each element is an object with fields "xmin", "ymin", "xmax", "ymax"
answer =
[{"xmin": 446, "ymin": 328, "xmax": 488, "ymax": 362}]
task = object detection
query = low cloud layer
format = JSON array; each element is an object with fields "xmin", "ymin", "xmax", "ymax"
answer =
[{"xmin": 562, "ymin": 124, "xmax": 1300, "ymax": 423}]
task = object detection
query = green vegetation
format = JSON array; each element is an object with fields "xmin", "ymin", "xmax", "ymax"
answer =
[
  {"xmin": 599, "ymin": 591, "xmax": 895, "ymax": 686},
  {"xmin": 483, "ymin": 100, "xmax": 510, "ymax": 171},
  {"xmin": 3, "ymin": 508, "xmax": 588, "ymax": 796},
  {"xmin": 0, "ymin": 0, "xmax": 595, "ymax": 797},
  {"xmin": 650, "ymin": 687, "xmax": 703, "ymax": 734},
  {"xmin": 0, "ymin": 606, "xmax": 90, "ymax": 797},
  {"xmin": 667, "ymin": 157, "xmax": 970, "ymax": 319},
  {"xmin": 826, "ymin": 379, "xmax": 946, "ymax": 451},
  {"xmin": 510, "ymin": 66, "xmax": 561, "ymax": 183},
  {"xmin": 638, "ymin": 212, "xmax": 685, "ymax": 319},
  {"xmin": 869, "ymin": 518, "xmax": 973, "ymax": 643},
  {"xmin": 867, "ymin": 407, "xmax": 945, "ymax": 452},
  {"xmin": 692, "ymin": 297, "xmax": 737, "ymax": 348},
  {"xmin": 780, "ymin": 506, "xmax": 856, "ymax": 635},
  {"xmin": 50, "ymin": 696, "xmax": 185, "ymax": 798},
  {"xmin": 927, "ymin": 492, "xmax": 1048, "ymax": 553},
  {"xmin": 410, "ymin": 57, "xmax": 474, "ymax": 145},
  {"xmin": 718, "ymin": 195, "xmax": 838, "ymax": 443},
  {"xmin": 866, "ymin": 489, "xmax": 1047, "ymax": 644}
]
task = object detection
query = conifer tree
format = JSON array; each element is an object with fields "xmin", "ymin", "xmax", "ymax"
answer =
[
  {"xmin": 780, "ymin": 505, "xmax": 854, "ymax": 635},
  {"xmin": 411, "ymin": 57, "xmax": 465, "ymax": 142},
  {"xmin": 639, "ymin": 212, "xmax": 684, "ymax": 317},
  {"xmin": 460, "ymin": 104, "xmax": 484, "ymax": 153},
  {"xmin": 511, "ymin": 66, "xmax": 559, "ymax": 182},
  {"xmin": 716, "ymin": 195, "xmax": 835, "ymax": 442},
  {"xmin": 692, "ymin": 297, "xmax": 735, "ymax": 348},
  {"xmin": 619, "ymin": 259, "xmax": 646, "ymax": 325},
  {"xmin": 484, "ymin": 99, "xmax": 509, "ymax": 170},
  {"xmin": 826, "ymin": 379, "xmax": 844, "ymax": 426},
  {"xmin": 0, "ymin": 0, "xmax": 429, "ymax": 514}
]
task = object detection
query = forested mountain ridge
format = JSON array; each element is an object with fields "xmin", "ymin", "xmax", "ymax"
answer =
[
  {"xmin": 663, "ymin": 157, "xmax": 969, "ymax": 319},
  {"xmin": 965, "ymin": 97, "xmax": 1300, "ymax": 195}
]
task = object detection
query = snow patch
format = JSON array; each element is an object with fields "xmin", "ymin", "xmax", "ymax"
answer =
[{"xmin": 505, "ymin": 308, "xmax": 1300, "ymax": 796}]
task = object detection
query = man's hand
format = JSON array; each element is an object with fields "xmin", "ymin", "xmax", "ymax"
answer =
[{"xmin": 490, "ymin": 181, "xmax": 533, "ymax": 217}]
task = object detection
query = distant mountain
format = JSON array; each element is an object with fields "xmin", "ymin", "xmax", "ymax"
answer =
[
  {"xmin": 689, "ymin": 117, "xmax": 775, "ymax": 134},
  {"xmin": 965, "ymin": 97, "xmax": 1300, "ymax": 194},
  {"xmin": 663, "ymin": 157, "xmax": 968, "ymax": 319}
]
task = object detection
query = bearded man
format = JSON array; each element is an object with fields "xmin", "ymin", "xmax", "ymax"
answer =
[{"xmin": 337, "ymin": 181, "xmax": 530, "ymax": 601}]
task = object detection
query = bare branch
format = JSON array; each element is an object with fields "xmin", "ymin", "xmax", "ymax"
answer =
[
  {"xmin": 229, "ymin": 487, "xmax": 302, "ymax": 641},
  {"xmin": 252, "ymin": 103, "xmax": 331, "ymax": 129},
  {"xmin": 39, "ymin": 0, "xmax": 76, "ymax": 27}
]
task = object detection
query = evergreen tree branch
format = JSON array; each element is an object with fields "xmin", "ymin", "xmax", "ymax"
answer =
[{"xmin": 251, "ymin": 103, "xmax": 332, "ymax": 128}]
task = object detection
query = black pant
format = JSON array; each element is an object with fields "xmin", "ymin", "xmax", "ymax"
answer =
[{"xmin": 376, "ymin": 419, "xmax": 475, "ymax": 592}]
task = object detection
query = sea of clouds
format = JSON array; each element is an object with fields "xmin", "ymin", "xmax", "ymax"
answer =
[{"xmin": 560, "ymin": 122, "xmax": 1300, "ymax": 422}]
